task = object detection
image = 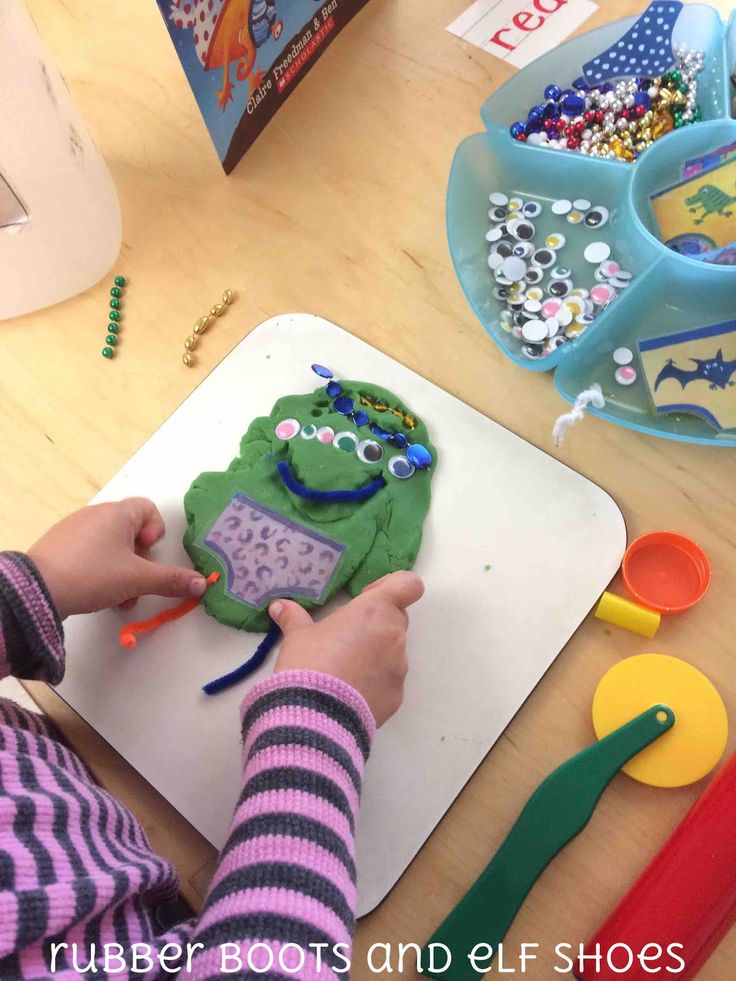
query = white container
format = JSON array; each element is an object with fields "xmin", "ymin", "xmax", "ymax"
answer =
[{"xmin": 0, "ymin": 0, "xmax": 121, "ymax": 320}]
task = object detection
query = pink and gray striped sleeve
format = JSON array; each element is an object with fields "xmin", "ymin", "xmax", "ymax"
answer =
[
  {"xmin": 183, "ymin": 670, "xmax": 376, "ymax": 979},
  {"xmin": 0, "ymin": 550, "xmax": 377, "ymax": 979},
  {"xmin": 0, "ymin": 552, "xmax": 64, "ymax": 684}
]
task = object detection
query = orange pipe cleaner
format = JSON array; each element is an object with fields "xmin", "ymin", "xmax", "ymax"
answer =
[{"xmin": 119, "ymin": 572, "xmax": 220, "ymax": 650}]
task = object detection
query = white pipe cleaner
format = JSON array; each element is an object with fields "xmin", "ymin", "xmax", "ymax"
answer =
[{"xmin": 552, "ymin": 384, "xmax": 605, "ymax": 446}]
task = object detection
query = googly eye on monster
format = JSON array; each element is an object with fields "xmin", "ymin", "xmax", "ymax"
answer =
[{"xmin": 170, "ymin": 364, "xmax": 436, "ymax": 694}]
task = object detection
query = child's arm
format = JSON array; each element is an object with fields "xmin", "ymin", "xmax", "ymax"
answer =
[
  {"xmin": 0, "ymin": 551, "xmax": 65, "ymax": 683},
  {"xmin": 0, "ymin": 497, "xmax": 208, "ymax": 684},
  {"xmin": 159, "ymin": 573, "xmax": 423, "ymax": 980}
]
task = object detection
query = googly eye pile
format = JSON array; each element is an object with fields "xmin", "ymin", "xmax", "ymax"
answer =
[
  {"xmin": 486, "ymin": 192, "xmax": 633, "ymax": 360},
  {"xmin": 274, "ymin": 418, "xmax": 425, "ymax": 480}
]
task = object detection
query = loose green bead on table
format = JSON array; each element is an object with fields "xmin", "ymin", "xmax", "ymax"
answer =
[
  {"xmin": 106, "ymin": 334, "xmax": 118, "ymax": 346},
  {"xmin": 107, "ymin": 322, "xmax": 119, "ymax": 334},
  {"xmin": 110, "ymin": 286, "xmax": 122, "ymax": 298},
  {"xmin": 110, "ymin": 298, "xmax": 121, "ymax": 310},
  {"xmin": 109, "ymin": 310, "xmax": 120, "ymax": 321},
  {"xmin": 114, "ymin": 276, "xmax": 126, "ymax": 288},
  {"xmin": 102, "ymin": 346, "xmax": 114, "ymax": 359}
]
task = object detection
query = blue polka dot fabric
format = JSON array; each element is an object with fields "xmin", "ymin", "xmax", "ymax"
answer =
[{"xmin": 582, "ymin": 1, "xmax": 683, "ymax": 85}]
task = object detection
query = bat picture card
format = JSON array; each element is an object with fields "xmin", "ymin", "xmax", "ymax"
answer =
[{"xmin": 638, "ymin": 319, "xmax": 736, "ymax": 431}]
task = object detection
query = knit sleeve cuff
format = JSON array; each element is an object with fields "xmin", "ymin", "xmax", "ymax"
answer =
[
  {"xmin": 240, "ymin": 669, "xmax": 377, "ymax": 758},
  {"xmin": 0, "ymin": 552, "xmax": 65, "ymax": 684}
]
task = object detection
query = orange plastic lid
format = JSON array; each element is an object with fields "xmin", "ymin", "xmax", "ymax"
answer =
[{"xmin": 622, "ymin": 531, "xmax": 711, "ymax": 614}]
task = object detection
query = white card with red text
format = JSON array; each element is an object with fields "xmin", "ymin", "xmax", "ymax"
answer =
[{"xmin": 448, "ymin": 0, "xmax": 598, "ymax": 69}]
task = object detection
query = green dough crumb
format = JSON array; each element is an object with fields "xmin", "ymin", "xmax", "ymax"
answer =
[{"xmin": 484, "ymin": 564, "xmax": 492, "ymax": 571}]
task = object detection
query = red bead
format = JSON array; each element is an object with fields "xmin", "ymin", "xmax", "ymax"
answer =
[
  {"xmin": 595, "ymin": 110, "xmax": 604, "ymax": 124},
  {"xmin": 516, "ymin": 133, "xmax": 527, "ymax": 142},
  {"xmin": 543, "ymin": 118, "xmax": 556, "ymax": 133},
  {"xmin": 556, "ymin": 119, "xmax": 566, "ymax": 133},
  {"xmin": 621, "ymin": 108, "xmax": 631, "ymax": 120},
  {"xmin": 584, "ymin": 110, "xmax": 596, "ymax": 123},
  {"xmin": 574, "ymin": 120, "xmax": 585, "ymax": 133},
  {"xmin": 634, "ymin": 104, "xmax": 646, "ymax": 118},
  {"xmin": 567, "ymin": 137, "xmax": 579, "ymax": 149}
]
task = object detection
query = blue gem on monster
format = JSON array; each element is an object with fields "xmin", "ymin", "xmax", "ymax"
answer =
[
  {"xmin": 333, "ymin": 396, "xmax": 355, "ymax": 415},
  {"xmin": 311, "ymin": 363, "xmax": 333, "ymax": 379},
  {"xmin": 407, "ymin": 444, "xmax": 432, "ymax": 469}
]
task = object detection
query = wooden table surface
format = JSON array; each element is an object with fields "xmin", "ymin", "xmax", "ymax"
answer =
[{"xmin": 5, "ymin": 0, "xmax": 735, "ymax": 976}]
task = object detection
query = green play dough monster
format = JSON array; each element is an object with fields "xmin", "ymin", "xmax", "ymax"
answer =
[{"xmin": 183, "ymin": 379, "xmax": 436, "ymax": 633}]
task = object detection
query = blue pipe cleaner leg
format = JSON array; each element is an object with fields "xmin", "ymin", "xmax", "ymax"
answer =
[{"xmin": 202, "ymin": 621, "xmax": 282, "ymax": 696}]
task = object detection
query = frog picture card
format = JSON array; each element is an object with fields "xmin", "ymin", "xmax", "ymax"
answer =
[
  {"xmin": 638, "ymin": 319, "xmax": 736, "ymax": 431},
  {"xmin": 651, "ymin": 158, "xmax": 736, "ymax": 259}
]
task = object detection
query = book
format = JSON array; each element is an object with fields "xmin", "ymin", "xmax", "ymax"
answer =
[{"xmin": 157, "ymin": 0, "xmax": 369, "ymax": 174}]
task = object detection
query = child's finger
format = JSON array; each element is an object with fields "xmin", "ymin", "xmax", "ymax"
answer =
[
  {"xmin": 136, "ymin": 521, "xmax": 165, "ymax": 550},
  {"xmin": 133, "ymin": 557, "xmax": 207, "ymax": 600},
  {"xmin": 268, "ymin": 599, "xmax": 313, "ymax": 634},
  {"xmin": 364, "ymin": 570, "xmax": 424, "ymax": 611},
  {"xmin": 123, "ymin": 497, "xmax": 166, "ymax": 541}
]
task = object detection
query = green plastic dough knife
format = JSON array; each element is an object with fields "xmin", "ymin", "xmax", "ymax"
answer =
[{"xmin": 420, "ymin": 704, "xmax": 675, "ymax": 981}]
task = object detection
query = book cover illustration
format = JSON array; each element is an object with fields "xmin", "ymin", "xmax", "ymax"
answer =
[
  {"xmin": 638, "ymin": 320, "xmax": 736, "ymax": 431},
  {"xmin": 157, "ymin": 0, "xmax": 369, "ymax": 173}
]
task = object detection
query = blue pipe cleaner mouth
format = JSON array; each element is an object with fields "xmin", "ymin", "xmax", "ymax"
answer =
[{"xmin": 277, "ymin": 459, "xmax": 385, "ymax": 502}]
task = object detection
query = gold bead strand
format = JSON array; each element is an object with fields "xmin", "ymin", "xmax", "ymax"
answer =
[{"xmin": 182, "ymin": 290, "xmax": 235, "ymax": 367}]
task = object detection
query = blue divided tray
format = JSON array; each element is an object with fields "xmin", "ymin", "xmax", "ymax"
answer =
[{"xmin": 447, "ymin": 3, "xmax": 736, "ymax": 446}]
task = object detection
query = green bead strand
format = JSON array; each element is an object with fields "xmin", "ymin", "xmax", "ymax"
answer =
[
  {"xmin": 114, "ymin": 275, "xmax": 126, "ymax": 288},
  {"xmin": 102, "ymin": 346, "xmax": 114, "ymax": 359},
  {"xmin": 110, "ymin": 298, "xmax": 121, "ymax": 310},
  {"xmin": 107, "ymin": 322, "xmax": 119, "ymax": 334},
  {"xmin": 110, "ymin": 286, "xmax": 122, "ymax": 298},
  {"xmin": 106, "ymin": 334, "xmax": 118, "ymax": 346},
  {"xmin": 109, "ymin": 310, "xmax": 120, "ymax": 322}
]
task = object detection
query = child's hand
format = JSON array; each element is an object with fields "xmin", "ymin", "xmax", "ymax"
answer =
[
  {"xmin": 28, "ymin": 498, "xmax": 207, "ymax": 620},
  {"xmin": 269, "ymin": 571, "xmax": 424, "ymax": 727}
]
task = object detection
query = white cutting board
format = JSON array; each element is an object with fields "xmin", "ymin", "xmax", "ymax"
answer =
[{"xmin": 58, "ymin": 314, "xmax": 625, "ymax": 916}]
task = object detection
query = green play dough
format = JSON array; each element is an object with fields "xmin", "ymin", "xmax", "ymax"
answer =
[{"xmin": 183, "ymin": 380, "xmax": 436, "ymax": 632}]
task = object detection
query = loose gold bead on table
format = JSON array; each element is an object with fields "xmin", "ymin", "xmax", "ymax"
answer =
[{"xmin": 182, "ymin": 289, "xmax": 234, "ymax": 367}]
